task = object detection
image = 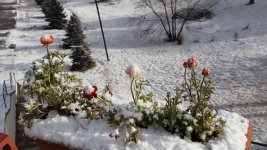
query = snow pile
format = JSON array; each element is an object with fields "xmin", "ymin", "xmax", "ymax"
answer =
[
  {"xmin": 25, "ymin": 110, "xmax": 248, "ymax": 150},
  {"xmin": 208, "ymin": 110, "xmax": 249, "ymax": 150}
]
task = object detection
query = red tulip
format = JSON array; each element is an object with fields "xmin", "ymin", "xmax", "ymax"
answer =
[
  {"xmin": 83, "ymin": 85, "xmax": 98, "ymax": 100},
  {"xmin": 202, "ymin": 68, "xmax": 211, "ymax": 76},
  {"xmin": 40, "ymin": 35, "xmax": 53, "ymax": 45},
  {"xmin": 183, "ymin": 61, "xmax": 189, "ymax": 68}
]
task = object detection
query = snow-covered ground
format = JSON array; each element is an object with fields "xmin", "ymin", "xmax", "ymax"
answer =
[
  {"xmin": 1, "ymin": 0, "xmax": 267, "ymax": 149},
  {"xmin": 0, "ymin": 0, "xmax": 17, "ymax": 133}
]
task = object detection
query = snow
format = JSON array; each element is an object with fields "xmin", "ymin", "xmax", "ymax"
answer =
[
  {"xmin": 24, "ymin": 110, "xmax": 248, "ymax": 150},
  {"xmin": 83, "ymin": 84, "xmax": 94, "ymax": 94},
  {"xmin": 1, "ymin": 0, "xmax": 267, "ymax": 149}
]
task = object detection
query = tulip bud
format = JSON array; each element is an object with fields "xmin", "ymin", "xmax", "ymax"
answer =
[
  {"xmin": 202, "ymin": 68, "xmax": 211, "ymax": 76},
  {"xmin": 40, "ymin": 35, "xmax": 53, "ymax": 45},
  {"xmin": 183, "ymin": 61, "xmax": 189, "ymax": 68},
  {"xmin": 125, "ymin": 64, "xmax": 140, "ymax": 78}
]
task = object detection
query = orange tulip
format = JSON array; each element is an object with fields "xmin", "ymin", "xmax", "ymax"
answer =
[{"xmin": 40, "ymin": 35, "xmax": 53, "ymax": 45}]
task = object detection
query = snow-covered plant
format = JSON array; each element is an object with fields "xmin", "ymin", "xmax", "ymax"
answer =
[
  {"xmin": 125, "ymin": 64, "xmax": 158, "ymax": 126},
  {"xmin": 20, "ymin": 36, "xmax": 113, "ymax": 127},
  {"xmin": 159, "ymin": 57, "xmax": 225, "ymax": 142},
  {"xmin": 23, "ymin": 51, "xmax": 82, "ymax": 110},
  {"xmin": 59, "ymin": 85, "xmax": 114, "ymax": 121},
  {"xmin": 158, "ymin": 90, "xmax": 183, "ymax": 133},
  {"xmin": 20, "ymin": 39, "xmax": 82, "ymax": 126},
  {"xmin": 110, "ymin": 59, "xmax": 225, "ymax": 144},
  {"xmin": 83, "ymin": 84, "xmax": 114, "ymax": 119},
  {"xmin": 108, "ymin": 65, "xmax": 158, "ymax": 144},
  {"xmin": 109, "ymin": 116, "xmax": 141, "ymax": 145}
]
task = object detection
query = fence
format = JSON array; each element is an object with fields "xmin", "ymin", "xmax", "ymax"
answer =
[
  {"xmin": 1, "ymin": 72, "xmax": 16, "ymax": 108},
  {"xmin": 0, "ymin": 72, "xmax": 16, "ymax": 141}
]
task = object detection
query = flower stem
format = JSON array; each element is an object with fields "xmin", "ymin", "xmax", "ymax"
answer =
[
  {"xmin": 46, "ymin": 45, "xmax": 52, "ymax": 86},
  {"xmin": 130, "ymin": 78, "xmax": 137, "ymax": 105},
  {"xmin": 46, "ymin": 45, "xmax": 50, "ymax": 58},
  {"xmin": 192, "ymin": 69, "xmax": 200, "ymax": 101},
  {"xmin": 199, "ymin": 76, "xmax": 205, "ymax": 100},
  {"xmin": 184, "ymin": 69, "xmax": 192, "ymax": 100},
  {"xmin": 200, "ymin": 76, "xmax": 205, "ymax": 88}
]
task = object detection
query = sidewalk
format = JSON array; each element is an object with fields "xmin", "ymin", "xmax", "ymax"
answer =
[{"xmin": 0, "ymin": 1, "xmax": 16, "ymax": 50}]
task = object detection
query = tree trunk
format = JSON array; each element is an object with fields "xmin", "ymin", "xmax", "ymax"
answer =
[{"xmin": 247, "ymin": 0, "xmax": 255, "ymax": 5}]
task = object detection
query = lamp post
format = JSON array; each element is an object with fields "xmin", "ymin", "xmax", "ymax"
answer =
[{"xmin": 95, "ymin": 0, "xmax": 110, "ymax": 61}]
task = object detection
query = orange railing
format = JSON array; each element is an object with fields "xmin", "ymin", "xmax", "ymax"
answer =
[{"xmin": 0, "ymin": 133, "xmax": 18, "ymax": 150}]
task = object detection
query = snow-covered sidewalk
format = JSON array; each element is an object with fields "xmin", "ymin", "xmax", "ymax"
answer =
[{"xmin": 0, "ymin": 0, "xmax": 17, "ymax": 133}]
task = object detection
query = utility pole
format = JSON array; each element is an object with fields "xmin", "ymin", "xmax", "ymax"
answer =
[{"xmin": 95, "ymin": 0, "xmax": 110, "ymax": 61}]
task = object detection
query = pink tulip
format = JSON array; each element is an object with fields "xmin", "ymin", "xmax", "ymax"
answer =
[{"xmin": 125, "ymin": 64, "xmax": 140, "ymax": 78}]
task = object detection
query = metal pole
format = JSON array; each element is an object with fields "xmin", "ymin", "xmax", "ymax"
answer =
[
  {"xmin": 3, "ymin": 81, "xmax": 7, "ymax": 108},
  {"xmin": 9, "ymin": 72, "xmax": 13, "ymax": 90},
  {"xmin": 95, "ymin": 0, "xmax": 110, "ymax": 61},
  {"xmin": 252, "ymin": 141, "xmax": 267, "ymax": 147}
]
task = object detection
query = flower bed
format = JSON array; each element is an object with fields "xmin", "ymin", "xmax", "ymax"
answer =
[
  {"xmin": 20, "ymin": 35, "xmax": 252, "ymax": 150},
  {"xmin": 25, "ymin": 110, "xmax": 250, "ymax": 150}
]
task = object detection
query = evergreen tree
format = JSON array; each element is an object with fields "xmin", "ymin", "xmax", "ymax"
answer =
[
  {"xmin": 63, "ymin": 13, "xmax": 96, "ymax": 71},
  {"xmin": 63, "ymin": 13, "xmax": 85, "ymax": 49},
  {"xmin": 41, "ymin": 0, "xmax": 50, "ymax": 15},
  {"xmin": 35, "ymin": 0, "xmax": 45, "ymax": 5},
  {"xmin": 70, "ymin": 44, "xmax": 96, "ymax": 71},
  {"xmin": 41, "ymin": 0, "xmax": 67, "ymax": 29}
]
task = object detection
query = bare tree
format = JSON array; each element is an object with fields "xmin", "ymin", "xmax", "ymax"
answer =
[{"xmin": 137, "ymin": 0, "xmax": 202, "ymax": 42}]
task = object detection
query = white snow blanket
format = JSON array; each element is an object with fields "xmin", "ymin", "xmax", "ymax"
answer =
[{"xmin": 25, "ymin": 110, "xmax": 249, "ymax": 150}]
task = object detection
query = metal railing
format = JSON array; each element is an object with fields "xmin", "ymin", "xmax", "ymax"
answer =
[{"xmin": 1, "ymin": 72, "xmax": 16, "ymax": 108}]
